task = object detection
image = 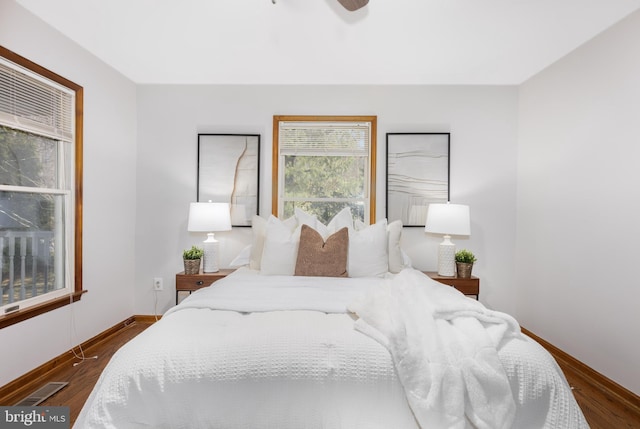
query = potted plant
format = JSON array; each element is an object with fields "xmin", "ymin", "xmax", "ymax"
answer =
[
  {"xmin": 455, "ymin": 249, "xmax": 477, "ymax": 279},
  {"xmin": 183, "ymin": 246, "xmax": 204, "ymax": 275}
]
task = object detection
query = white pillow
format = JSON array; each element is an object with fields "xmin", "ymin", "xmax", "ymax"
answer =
[
  {"xmin": 249, "ymin": 215, "xmax": 267, "ymax": 270},
  {"xmin": 354, "ymin": 219, "xmax": 366, "ymax": 231},
  {"xmin": 295, "ymin": 207, "xmax": 354, "ymax": 239},
  {"xmin": 294, "ymin": 207, "xmax": 318, "ymax": 228},
  {"xmin": 250, "ymin": 214, "xmax": 296, "ymax": 270},
  {"xmin": 401, "ymin": 249, "xmax": 413, "ymax": 268},
  {"xmin": 229, "ymin": 245, "xmax": 251, "ymax": 267},
  {"xmin": 355, "ymin": 218, "xmax": 407, "ymax": 273},
  {"xmin": 387, "ymin": 220, "xmax": 405, "ymax": 273},
  {"xmin": 260, "ymin": 215, "xmax": 301, "ymax": 276},
  {"xmin": 348, "ymin": 219, "xmax": 388, "ymax": 277},
  {"xmin": 326, "ymin": 207, "xmax": 354, "ymax": 235}
]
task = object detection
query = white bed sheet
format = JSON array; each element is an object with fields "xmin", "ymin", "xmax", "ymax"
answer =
[{"xmin": 75, "ymin": 268, "xmax": 588, "ymax": 429}]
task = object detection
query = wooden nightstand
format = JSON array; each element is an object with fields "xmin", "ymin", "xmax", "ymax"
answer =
[
  {"xmin": 175, "ymin": 268, "xmax": 235, "ymax": 304},
  {"xmin": 424, "ymin": 271, "xmax": 480, "ymax": 300}
]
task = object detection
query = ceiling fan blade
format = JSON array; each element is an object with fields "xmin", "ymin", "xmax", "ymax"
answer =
[{"xmin": 337, "ymin": 0, "xmax": 369, "ymax": 11}]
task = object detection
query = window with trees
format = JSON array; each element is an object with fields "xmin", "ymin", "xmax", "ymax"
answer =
[
  {"xmin": 0, "ymin": 46, "xmax": 83, "ymax": 329},
  {"xmin": 272, "ymin": 116, "xmax": 377, "ymax": 224}
]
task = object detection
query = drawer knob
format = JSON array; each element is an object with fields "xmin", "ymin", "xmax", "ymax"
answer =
[{"xmin": 196, "ymin": 280, "xmax": 204, "ymax": 285}]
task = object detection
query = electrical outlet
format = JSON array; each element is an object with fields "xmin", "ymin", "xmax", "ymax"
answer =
[{"xmin": 153, "ymin": 277, "xmax": 163, "ymax": 291}]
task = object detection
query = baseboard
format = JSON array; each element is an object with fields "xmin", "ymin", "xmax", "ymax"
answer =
[
  {"xmin": 134, "ymin": 314, "xmax": 161, "ymax": 324},
  {"xmin": 522, "ymin": 327, "xmax": 640, "ymax": 417},
  {"xmin": 0, "ymin": 315, "xmax": 151, "ymax": 406}
]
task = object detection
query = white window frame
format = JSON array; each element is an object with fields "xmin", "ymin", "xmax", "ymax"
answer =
[
  {"xmin": 0, "ymin": 46, "xmax": 83, "ymax": 329},
  {"xmin": 272, "ymin": 115, "xmax": 377, "ymax": 223}
]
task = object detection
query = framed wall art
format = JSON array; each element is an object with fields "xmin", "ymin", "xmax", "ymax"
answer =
[
  {"xmin": 197, "ymin": 134, "xmax": 260, "ymax": 227},
  {"xmin": 386, "ymin": 132, "xmax": 450, "ymax": 227}
]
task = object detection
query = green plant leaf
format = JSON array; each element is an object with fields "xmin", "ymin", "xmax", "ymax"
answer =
[
  {"xmin": 455, "ymin": 249, "xmax": 477, "ymax": 264},
  {"xmin": 183, "ymin": 245, "xmax": 204, "ymax": 260}
]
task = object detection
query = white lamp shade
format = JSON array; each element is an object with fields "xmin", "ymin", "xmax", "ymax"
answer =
[
  {"xmin": 187, "ymin": 202, "xmax": 232, "ymax": 232},
  {"xmin": 424, "ymin": 203, "xmax": 471, "ymax": 236}
]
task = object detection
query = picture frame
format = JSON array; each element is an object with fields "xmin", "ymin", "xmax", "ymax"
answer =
[
  {"xmin": 197, "ymin": 134, "xmax": 260, "ymax": 227},
  {"xmin": 386, "ymin": 133, "xmax": 450, "ymax": 227}
]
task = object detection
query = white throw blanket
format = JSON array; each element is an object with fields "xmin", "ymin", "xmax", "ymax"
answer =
[{"xmin": 349, "ymin": 269, "xmax": 522, "ymax": 429}]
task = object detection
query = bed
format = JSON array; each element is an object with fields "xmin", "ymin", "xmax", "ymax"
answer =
[{"xmin": 75, "ymin": 210, "xmax": 588, "ymax": 428}]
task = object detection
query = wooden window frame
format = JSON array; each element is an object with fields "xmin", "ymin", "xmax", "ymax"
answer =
[
  {"xmin": 0, "ymin": 46, "xmax": 84, "ymax": 330},
  {"xmin": 272, "ymin": 115, "xmax": 377, "ymax": 223}
]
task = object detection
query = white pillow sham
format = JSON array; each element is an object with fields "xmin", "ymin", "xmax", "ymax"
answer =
[
  {"xmin": 260, "ymin": 215, "xmax": 301, "ymax": 276},
  {"xmin": 355, "ymin": 218, "xmax": 408, "ymax": 273},
  {"xmin": 348, "ymin": 219, "xmax": 388, "ymax": 277},
  {"xmin": 229, "ymin": 244, "xmax": 251, "ymax": 267},
  {"xmin": 250, "ymin": 214, "xmax": 296, "ymax": 270},
  {"xmin": 294, "ymin": 206, "xmax": 353, "ymax": 239},
  {"xmin": 387, "ymin": 219, "xmax": 406, "ymax": 273},
  {"xmin": 249, "ymin": 215, "xmax": 266, "ymax": 270}
]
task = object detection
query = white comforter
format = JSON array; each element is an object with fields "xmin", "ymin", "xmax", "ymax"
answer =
[{"xmin": 75, "ymin": 268, "xmax": 588, "ymax": 429}]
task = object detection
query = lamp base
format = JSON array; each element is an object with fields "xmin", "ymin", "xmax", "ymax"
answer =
[
  {"xmin": 437, "ymin": 235, "xmax": 456, "ymax": 277},
  {"xmin": 202, "ymin": 233, "xmax": 219, "ymax": 273}
]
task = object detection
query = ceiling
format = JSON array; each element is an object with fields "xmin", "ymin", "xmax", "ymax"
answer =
[{"xmin": 15, "ymin": 0, "xmax": 640, "ymax": 85}]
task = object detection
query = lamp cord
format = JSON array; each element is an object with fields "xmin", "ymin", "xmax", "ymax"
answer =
[
  {"xmin": 154, "ymin": 289, "xmax": 159, "ymax": 322},
  {"xmin": 69, "ymin": 293, "xmax": 98, "ymax": 366}
]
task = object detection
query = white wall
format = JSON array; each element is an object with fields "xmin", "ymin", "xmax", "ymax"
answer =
[
  {"xmin": 517, "ymin": 11, "xmax": 640, "ymax": 394},
  {"xmin": 0, "ymin": 0, "xmax": 138, "ymax": 386},
  {"xmin": 135, "ymin": 85, "xmax": 519, "ymax": 316}
]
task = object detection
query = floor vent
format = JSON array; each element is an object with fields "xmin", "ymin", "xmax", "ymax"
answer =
[{"xmin": 14, "ymin": 382, "xmax": 69, "ymax": 406}]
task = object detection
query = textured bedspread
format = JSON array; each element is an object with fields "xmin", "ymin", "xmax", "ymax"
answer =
[
  {"xmin": 74, "ymin": 269, "xmax": 588, "ymax": 428},
  {"xmin": 75, "ymin": 311, "xmax": 416, "ymax": 428}
]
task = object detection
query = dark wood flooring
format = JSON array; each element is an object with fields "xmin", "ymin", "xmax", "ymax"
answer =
[
  {"xmin": 30, "ymin": 320, "xmax": 640, "ymax": 428},
  {"xmin": 37, "ymin": 320, "xmax": 150, "ymax": 425},
  {"xmin": 562, "ymin": 362, "xmax": 640, "ymax": 428}
]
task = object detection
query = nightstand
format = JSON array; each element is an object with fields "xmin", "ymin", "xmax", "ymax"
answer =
[
  {"xmin": 424, "ymin": 271, "xmax": 480, "ymax": 300},
  {"xmin": 175, "ymin": 268, "xmax": 235, "ymax": 304}
]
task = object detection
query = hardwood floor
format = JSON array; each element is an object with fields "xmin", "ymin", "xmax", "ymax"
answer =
[
  {"xmin": 6, "ymin": 318, "xmax": 640, "ymax": 428},
  {"xmin": 559, "ymin": 360, "xmax": 640, "ymax": 429},
  {"xmin": 523, "ymin": 329, "xmax": 640, "ymax": 429},
  {"xmin": 34, "ymin": 320, "xmax": 151, "ymax": 425}
]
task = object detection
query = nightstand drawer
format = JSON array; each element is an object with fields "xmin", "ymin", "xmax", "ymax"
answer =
[
  {"xmin": 176, "ymin": 274, "xmax": 220, "ymax": 290},
  {"xmin": 175, "ymin": 269, "xmax": 235, "ymax": 304},
  {"xmin": 424, "ymin": 271, "xmax": 480, "ymax": 299}
]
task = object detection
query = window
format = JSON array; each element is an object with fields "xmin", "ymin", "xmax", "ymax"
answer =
[
  {"xmin": 272, "ymin": 115, "xmax": 377, "ymax": 224},
  {"xmin": 0, "ymin": 46, "xmax": 83, "ymax": 329}
]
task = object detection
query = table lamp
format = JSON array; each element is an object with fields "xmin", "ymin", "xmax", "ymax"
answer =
[
  {"xmin": 425, "ymin": 203, "xmax": 470, "ymax": 276},
  {"xmin": 187, "ymin": 202, "xmax": 232, "ymax": 272}
]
